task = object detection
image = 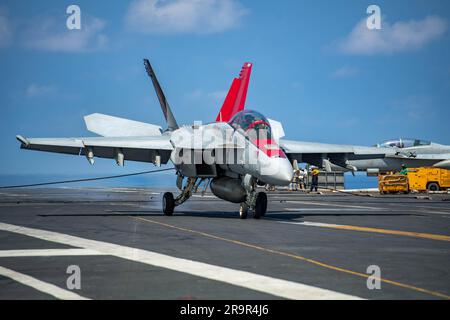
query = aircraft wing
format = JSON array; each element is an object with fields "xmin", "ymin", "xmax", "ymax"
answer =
[
  {"xmin": 16, "ymin": 135, "xmax": 173, "ymax": 165},
  {"xmin": 280, "ymin": 139, "xmax": 392, "ymax": 170}
]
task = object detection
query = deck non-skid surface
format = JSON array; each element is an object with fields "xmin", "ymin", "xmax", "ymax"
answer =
[{"xmin": 0, "ymin": 188, "xmax": 449, "ymax": 300}]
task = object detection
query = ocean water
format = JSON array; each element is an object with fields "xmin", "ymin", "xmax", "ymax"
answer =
[
  {"xmin": 0, "ymin": 172, "xmax": 378, "ymax": 190},
  {"xmin": 343, "ymin": 172, "xmax": 378, "ymax": 189}
]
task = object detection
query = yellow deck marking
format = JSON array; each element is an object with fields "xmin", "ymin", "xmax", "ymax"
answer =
[
  {"xmin": 133, "ymin": 216, "xmax": 450, "ymax": 300},
  {"xmin": 281, "ymin": 221, "xmax": 450, "ymax": 242}
]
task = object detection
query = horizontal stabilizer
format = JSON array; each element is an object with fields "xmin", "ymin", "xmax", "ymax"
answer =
[{"xmin": 84, "ymin": 113, "xmax": 162, "ymax": 137}]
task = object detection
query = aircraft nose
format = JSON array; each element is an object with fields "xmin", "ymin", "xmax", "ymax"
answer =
[
  {"xmin": 260, "ymin": 157, "xmax": 293, "ymax": 186},
  {"xmin": 276, "ymin": 157, "xmax": 294, "ymax": 185}
]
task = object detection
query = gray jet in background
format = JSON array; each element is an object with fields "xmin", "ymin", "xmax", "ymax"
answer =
[
  {"xmin": 282, "ymin": 137, "xmax": 450, "ymax": 175},
  {"xmin": 340, "ymin": 138, "xmax": 450, "ymax": 174}
]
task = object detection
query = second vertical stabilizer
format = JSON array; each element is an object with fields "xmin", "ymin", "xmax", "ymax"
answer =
[{"xmin": 216, "ymin": 62, "xmax": 252, "ymax": 122}]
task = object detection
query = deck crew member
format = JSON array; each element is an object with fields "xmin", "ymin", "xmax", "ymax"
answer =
[
  {"xmin": 310, "ymin": 167, "xmax": 320, "ymax": 192},
  {"xmin": 399, "ymin": 164, "xmax": 409, "ymax": 175}
]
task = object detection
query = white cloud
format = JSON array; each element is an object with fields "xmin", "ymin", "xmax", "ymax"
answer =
[
  {"xmin": 337, "ymin": 15, "xmax": 447, "ymax": 55},
  {"xmin": 125, "ymin": 0, "xmax": 248, "ymax": 34},
  {"xmin": 0, "ymin": 8, "xmax": 12, "ymax": 47},
  {"xmin": 330, "ymin": 66, "xmax": 359, "ymax": 79},
  {"xmin": 24, "ymin": 16, "xmax": 107, "ymax": 52},
  {"xmin": 26, "ymin": 84, "xmax": 57, "ymax": 98}
]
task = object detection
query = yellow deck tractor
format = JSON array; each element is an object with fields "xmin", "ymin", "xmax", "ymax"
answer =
[
  {"xmin": 378, "ymin": 174, "xmax": 409, "ymax": 194},
  {"xmin": 407, "ymin": 167, "xmax": 450, "ymax": 192},
  {"xmin": 378, "ymin": 167, "xmax": 450, "ymax": 194}
]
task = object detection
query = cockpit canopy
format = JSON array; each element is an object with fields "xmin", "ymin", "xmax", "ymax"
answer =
[
  {"xmin": 228, "ymin": 110, "xmax": 286, "ymax": 158},
  {"xmin": 376, "ymin": 138, "xmax": 431, "ymax": 148},
  {"xmin": 229, "ymin": 110, "xmax": 272, "ymax": 140}
]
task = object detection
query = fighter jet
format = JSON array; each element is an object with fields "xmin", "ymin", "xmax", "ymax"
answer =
[
  {"xmin": 371, "ymin": 138, "xmax": 450, "ymax": 170},
  {"xmin": 289, "ymin": 137, "xmax": 450, "ymax": 175},
  {"xmin": 16, "ymin": 60, "xmax": 399, "ymax": 218},
  {"xmin": 316, "ymin": 138, "xmax": 450, "ymax": 174}
]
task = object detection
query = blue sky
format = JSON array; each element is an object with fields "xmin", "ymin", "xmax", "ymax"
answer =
[{"xmin": 0, "ymin": 0, "xmax": 449, "ymax": 175}]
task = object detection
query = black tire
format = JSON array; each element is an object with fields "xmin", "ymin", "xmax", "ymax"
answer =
[
  {"xmin": 239, "ymin": 203, "xmax": 248, "ymax": 219},
  {"xmin": 427, "ymin": 182, "xmax": 440, "ymax": 192},
  {"xmin": 162, "ymin": 192, "xmax": 175, "ymax": 216},
  {"xmin": 254, "ymin": 192, "xmax": 267, "ymax": 219}
]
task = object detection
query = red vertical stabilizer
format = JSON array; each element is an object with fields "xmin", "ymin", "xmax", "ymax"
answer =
[{"xmin": 215, "ymin": 62, "xmax": 252, "ymax": 122}]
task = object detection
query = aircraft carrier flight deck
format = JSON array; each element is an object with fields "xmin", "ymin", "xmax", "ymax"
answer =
[{"xmin": 0, "ymin": 187, "xmax": 449, "ymax": 300}]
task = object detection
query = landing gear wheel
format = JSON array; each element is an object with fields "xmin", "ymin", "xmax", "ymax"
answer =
[
  {"xmin": 162, "ymin": 192, "xmax": 175, "ymax": 216},
  {"xmin": 254, "ymin": 192, "xmax": 267, "ymax": 219},
  {"xmin": 239, "ymin": 203, "xmax": 248, "ymax": 219}
]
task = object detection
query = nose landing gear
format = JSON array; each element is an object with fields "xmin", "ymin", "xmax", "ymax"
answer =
[
  {"xmin": 240, "ymin": 175, "xmax": 268, "ymax": 219},
  {"xmin": 239, "ymin": 203, "xmax": 248, "ymax": 219},
  {"xmin": 254, "ymin": 192, "xmax": 267, "ymax": 219},
  {"xmin": 239, "ymin": 191, "xmax": 267, "ymax": 219}
]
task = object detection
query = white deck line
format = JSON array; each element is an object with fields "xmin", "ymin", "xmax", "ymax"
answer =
[
  {"xmin": 285, "ymin": 200, "xmax": 383, "ymax": 210},
  {"xmin": 0, "ymin": 249, "xmax": 107, "ymax": 257},
  {"xmin": 0, "ymin": 222, "xmax": 362, "ymax": 300},
  {"xmin": 0, "ymin": 266, "xmax": 89, "ymax": 300}
]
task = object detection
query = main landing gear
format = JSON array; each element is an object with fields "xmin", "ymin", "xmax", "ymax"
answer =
[
  {"xmin": 162, "ymin": 176, "xmax": 199, "ymax": 216},
  {"xmin": 162, "ymin": 192, "xmax": 175, "ymax": 215},
  {"xmin": 162, "ymin": 173, "xmax": 268, "ymax": 219}
]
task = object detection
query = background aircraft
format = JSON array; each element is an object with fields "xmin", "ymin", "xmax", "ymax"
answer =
[
  {"xmin": 17, "ymin": 60, "xmax": 417, "ymax": 218},
  {"xmin": 373, "ymin": 138, "xmax": 450, "ymax": 169},
  {"xmin": 316, "ymin": 138, "xmax": 450, "ymax": 174},
  {"xmin": 285, "ymin": 137, "xmax": 450, "ymax": 175}
]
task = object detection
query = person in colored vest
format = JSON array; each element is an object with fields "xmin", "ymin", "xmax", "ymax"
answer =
[
  {"xmin": 399, "ymin": 164, "xmax": 408, "ymax": 175},
  {"xmin": 310, "ymin": 167, "xmax": 320, "ymax": 192}
]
